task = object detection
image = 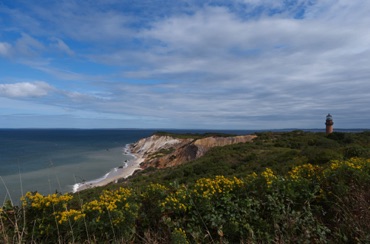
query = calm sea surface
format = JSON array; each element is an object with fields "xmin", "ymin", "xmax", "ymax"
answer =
[
  {"xmin": 0, "ymin": 129, "xmax": 255, "ymax": 205},
  {"xmin": 0, "ymin": 129, "xmax": 158, "ymax": 205}
]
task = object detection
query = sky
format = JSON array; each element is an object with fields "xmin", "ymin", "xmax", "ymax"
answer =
[{"xmin": 0, "ymin": 0, "xmax": 369, "ymax": 130}]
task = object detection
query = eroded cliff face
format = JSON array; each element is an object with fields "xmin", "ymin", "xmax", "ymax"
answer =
[
  {"xmin": 130, "ymin": 134, "xmax": 257, "ymax": 169},
  {"xmin": 130, "ymin": 135, "xmax": 187, "ymax": 155}
]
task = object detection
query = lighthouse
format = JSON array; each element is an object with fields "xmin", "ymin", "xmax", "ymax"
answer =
[{"xmin": 325, "ymin": 113, "xmax": 334, "ymax": 135}]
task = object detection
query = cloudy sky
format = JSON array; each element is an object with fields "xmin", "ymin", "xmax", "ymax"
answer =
[{"xmin": 0, "ymin": 0, "xmax": 369, "ymax": 129}]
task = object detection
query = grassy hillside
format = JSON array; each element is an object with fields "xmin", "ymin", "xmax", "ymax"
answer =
[
  {"xmin": 124, "ymin": 130, "xmax": 370, "ymax": 187},
  {"xmin": 1, "ymin": 131, "xmax": 370, "ymax": 243}
]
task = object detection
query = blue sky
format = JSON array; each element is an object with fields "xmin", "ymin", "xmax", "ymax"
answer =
[{"xmin": 0, "ymin": 0, "xmax": 369, "ymax": 129}]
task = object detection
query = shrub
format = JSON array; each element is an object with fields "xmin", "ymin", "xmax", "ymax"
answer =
[
  {"xmin": 21, "ymin": 192, "xmax": 74, "ymax": 242},
  {"xmin": 344, "ymin": 145, "xmax": 369, "ymax": 158}
]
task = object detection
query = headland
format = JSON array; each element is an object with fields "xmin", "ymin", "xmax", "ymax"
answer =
[{"xmin": 73, "ymin": 132, "xmax": 256, "ymax": 192}]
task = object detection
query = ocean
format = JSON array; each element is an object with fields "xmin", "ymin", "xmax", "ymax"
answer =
[
  {"xmin": 0, "ymin": 129, "xmax": 158, "ymax": 205},
  {"xmin": 0, "ymin": 128, "xmax": 255, "ymax": 205}
]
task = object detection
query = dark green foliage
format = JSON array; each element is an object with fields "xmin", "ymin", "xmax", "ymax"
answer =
[
  {"xmin": 301, "ymin": 147, "xmax": 342, "ymax": 164},
  {"xmin": 328, "ymin": 131, "xmax": 370, "ymax": 145},
  {"xmin": 344, "ymin": 144, "xmax": 369, "ymax": 158},
  {"xmin": 320, "ymin": 164, "xmax": 370, "ymax": 242},
  {"xmin": 327, "ymin": 132, "xmax": 347, "ymax": 141}
]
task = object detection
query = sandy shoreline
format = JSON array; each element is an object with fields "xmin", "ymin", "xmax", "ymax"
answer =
[{"xmin": 73, "ymin": 152, "xmax": 143, "ymax": 192}]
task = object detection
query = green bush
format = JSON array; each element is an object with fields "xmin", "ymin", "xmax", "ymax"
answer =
[{"xmin": 344, "ymin": 145, "xmax": 369, "ymax": 158}]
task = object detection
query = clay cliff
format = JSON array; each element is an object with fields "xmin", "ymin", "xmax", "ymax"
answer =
[{"xmin": 130, "ymin": 134, "xmax": 257, "ymax": 169}]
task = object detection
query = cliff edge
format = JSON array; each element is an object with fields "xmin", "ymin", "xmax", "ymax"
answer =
[{"xmin": 130, "ymin": 133, "xmax": 257, "ymax": 169}]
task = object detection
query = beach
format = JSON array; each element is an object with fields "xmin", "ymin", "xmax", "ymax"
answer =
[{"xmin": 72, "ymin": 150, "xmax": 143, "ymax": 192}]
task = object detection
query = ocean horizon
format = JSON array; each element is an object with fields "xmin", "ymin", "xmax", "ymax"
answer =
[{"xmin": 0, "ymin": 128, "xmax": 366, "ymax": 205}]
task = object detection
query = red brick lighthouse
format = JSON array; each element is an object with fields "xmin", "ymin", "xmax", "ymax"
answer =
[{"xmin": 325, "ymin": 113, "xmax": 334, "ymax": 135}]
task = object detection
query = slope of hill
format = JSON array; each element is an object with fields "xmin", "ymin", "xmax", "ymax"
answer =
[{"xmin": 125, "ymin": 130, "xmax": 370, "ymax": 187}]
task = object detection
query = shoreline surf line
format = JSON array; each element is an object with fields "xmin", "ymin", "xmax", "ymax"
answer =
[{"xmin": 72, "ymin": 144, "xmax": 143, "ymax": 193}]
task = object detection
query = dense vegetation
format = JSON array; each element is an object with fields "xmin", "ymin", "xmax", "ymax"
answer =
[{"xmin": 1, "ymin": 131, "xmax": 370, "ymax": 243}]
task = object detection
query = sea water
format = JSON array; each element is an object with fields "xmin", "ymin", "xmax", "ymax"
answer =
[
  {"xmin": 0, "ymin": 128, "xmax": 256, "ymax": 205},
  {"xmin": 0, "ymin": 129, "xmax": 155, "ymax": 205}
]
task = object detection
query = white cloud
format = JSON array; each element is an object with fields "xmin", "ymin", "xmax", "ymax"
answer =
[
  {"xmin": 0, "ymin": 81, "xmax": 53, "ymax": 98},
  {"xmin": 84, "ymin": 2, "xmax": 370, "ymax": 128},
  {"xmin": 15, "ymin": 33, "xmax": 45, "ymax": 57},
  {"xmin": 0, "ymin": 42, "xmax": 12, "ymax": 57},
  {"xmin": 63, "ymin": 90, "xmax": 111, "ymax": 101},
  {"xmin": 50, "ymin": 38, "xmax": 74, "ymax": 56}
]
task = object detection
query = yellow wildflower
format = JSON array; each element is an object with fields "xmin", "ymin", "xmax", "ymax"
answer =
[
  {"xmin": 289, "ymin": 164, "xmax": 322, "ymax": 180},
  {"xmin": 329, "ymin": 158, "xmax": 370, "ymax": 171},
  {"xmin": 261, "ymin": 168, "xmax": 276, "ymax": 186}
]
